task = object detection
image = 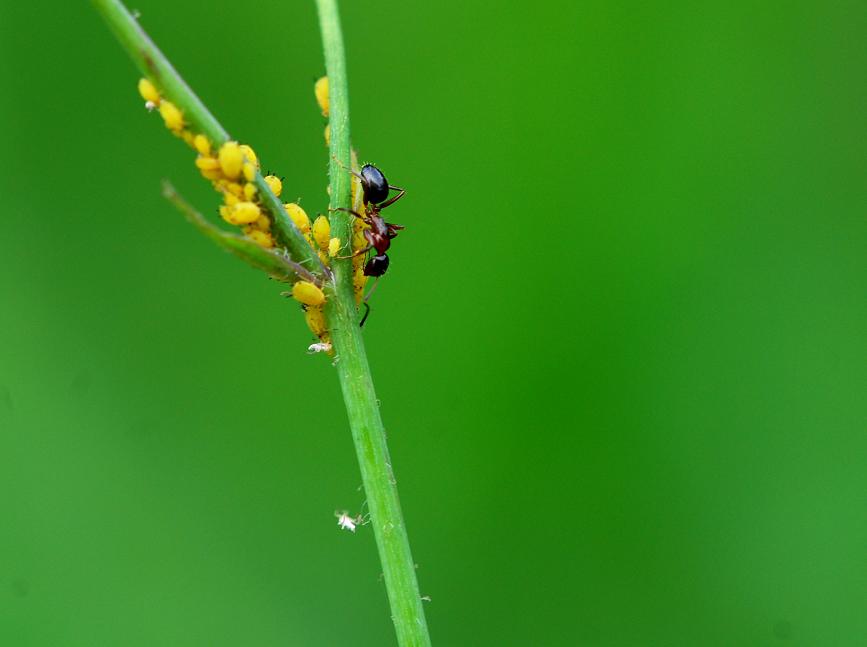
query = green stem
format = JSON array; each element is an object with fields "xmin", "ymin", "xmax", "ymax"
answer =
[
  {"xmin": 94, "ymin": 0, "xmax": 431, "ymax": 643},
  {"xmin": 91, "ymin": 0, "xmax": 326, "ymax": 276},
  {"xmin": 316, "ymin": 3, "xmax": 432, "ymax": 647}
]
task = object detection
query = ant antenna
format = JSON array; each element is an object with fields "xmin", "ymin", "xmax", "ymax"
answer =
[{"xmin": 330, "ymin": 153, "xmax": 364, "ymax": 181}]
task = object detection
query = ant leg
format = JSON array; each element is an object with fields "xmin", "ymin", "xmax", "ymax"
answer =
[
  {"xmin": 330, "ymin": 207, "xmax": 366, "ymax": 220},
  {"xmin": 335, "ymin": 229, "xmax": 375, "ymax": 260},
  {"xmin": 334, "ymin": 243, "xmax": 371, "ymax": 260},
  {"xmin": 377, "ymin": 186, "xmax": 406, "ymax": 210},
  {"xmin": 384, "ymin": 222, "xmax": 405, "ymax": 239},
  {"xmin": 359, "ymin": 302, "xmax": 372, "ymax": 328},
  {"xmin": 359, "ymin": 277, "xmax": 383, "ymax": 328}
]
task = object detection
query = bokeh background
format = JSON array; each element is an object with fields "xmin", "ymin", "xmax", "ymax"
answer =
[{"xmin": 1, "ymin": 1, "xmax": 865, "ymax": 645}]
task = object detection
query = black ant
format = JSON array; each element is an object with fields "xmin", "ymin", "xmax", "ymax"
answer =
[{"xmin": 331, "ymin": 164, "xmax": 405, "ymax": 326}]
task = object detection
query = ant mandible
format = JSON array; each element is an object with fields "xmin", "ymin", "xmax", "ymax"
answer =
[{"xmin": 331, "ymin": 164, "xmax": 405, "ymax": 326}]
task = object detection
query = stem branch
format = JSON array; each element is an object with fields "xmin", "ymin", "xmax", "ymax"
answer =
[{"xmin": 92, "ymin": 0, "xmax": 326, "ymax": 275}]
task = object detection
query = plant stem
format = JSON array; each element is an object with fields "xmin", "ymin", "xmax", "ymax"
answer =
[
  {"xmin": 94, "ymin": 0, "xmax": 431, "ymax": 643},
  {"xmin": 91, "ymin": 0, "xmax": 326, "ymax": 276},
  {"xmin": 316, "ymin": 2, "xmax": 432, "ymax": 647},
  {"xmin": 91, "ymin": 0, "xmax": 226, "ymax": 143}
]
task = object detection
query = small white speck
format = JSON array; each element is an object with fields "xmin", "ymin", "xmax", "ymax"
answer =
[
  {"xmin": 307, "ymin": 342, "xmax": 332, "ymax": 354},
  {"xmin": 144, "ymin": 100, "xmax": 156, "ymax": 112},
  {"xmin": 336, "ymin": 511, "xmax": 360, "ymax": 533}
]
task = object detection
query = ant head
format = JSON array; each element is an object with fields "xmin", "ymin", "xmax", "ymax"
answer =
[
  {"xmin": 360, "ymin": 164, "xmax": 390, "ymax": 205},
  {"xmin": 364, "ymin": 253, "xmax": 390, "ymax": 277}
]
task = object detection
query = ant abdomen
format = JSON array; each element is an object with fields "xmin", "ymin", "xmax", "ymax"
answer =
[{"xmin": 364, "ymin": 253, "xmax": 390, "ymax": 277}]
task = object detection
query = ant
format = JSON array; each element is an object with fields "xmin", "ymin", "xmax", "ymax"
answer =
[{"xmin": 331, "ymin": 164, "xmax": 405, "ymax": 326}]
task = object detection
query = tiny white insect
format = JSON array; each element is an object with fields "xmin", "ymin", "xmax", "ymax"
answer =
[
  {"xmin": 308, "ymin": 342, "xmax": 332, "ymax": 354},
  {"xmin": 336, "ymin": 510, "xmax": 361, "ymax": 532},
  {"xmin": 144, "ymin": 100, "xmax": 156, "ymax": 112}
]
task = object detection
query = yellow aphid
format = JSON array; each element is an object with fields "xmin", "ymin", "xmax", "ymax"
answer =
[
  {"xmin": 246, "ymin": 229, "xmax": 274, "ymax": 248},
  {"xmin": 219, "ymin": 205, "xmax": 232, "ymax": 222},
  {"xmin": 200, "ymin": 168, "xmax": 222, "ymax": 181},
  {"xmin": 223, "ymin": 192, "xmax": 239, "ymax": 207},
  {"xmin": 312, "ymin": 215, "xmax": 331, "ymax": 252},
  {"xmin": 182, "ymin": 130, "xmax": 195, "ymax": 147},
  {"xmin": 284, "ymin": 203, "xmax": 310, "ymax": 233},
  {"xmin": 239, "ymin": 144, "xmax": 258, "ymax": 168},
  {"xmin": 353, "ymin": 266, "xmax": 368, "ymax": 303},
  {"xmin": 193, "ymin": 134, "xmax": 211, "ymax": 156},
  {"xmin": 292, "ymin": 281, "xmax": 326, "ymax": 306},
  {"xmin": 229, "ymin": 201, "xmax": 261, "ymax": 225},
  {"xmin": 324, "ymin": 124, "xmax": 331, "ymax": 146},
  {"xmin": 314, "ymin": 76, "xmax": 329, "ymax": 117},
  {"xmin": 243, "ymin": 182, "xmax": 257, "ymax": 201},
  {"xmin": 226, "ymin": 182, "xmax": 244, "ymax": 197},
  {"xmin": 352, "ymin": 228, "xmax": 368, "ymax": 252},
  {"xmin": 218, "ymin": 141, "xmax": 243, "ymax": 180},
  {"xmin": 242, "ymin": 162, "xmax": 256, "ymax": 182},
  {"xmin": 304, "ymin": 304, "xmax": 327, "ymax": 337},
  {"xmin": 264, "ymin": 175, "xmax": 282, "ymax": 197},
  {"xmin": 159, "ymin": 100, "xmax": 184, "ymax": 131},
  {"xmin": 328, "ymin": 237, "xmax": 341, "ymax": 258},
  {"xmin": 137, "ymin": 78, "xmax": 160, "ymax": 104},
  {"xmin": 256, "ymin": 214, "xmax": 271, "ymax": 231},
  {"xmin": 195, "ymin": 156, "xmax": 220, "ymax": 171}
]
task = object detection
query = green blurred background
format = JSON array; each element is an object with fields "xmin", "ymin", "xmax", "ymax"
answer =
[{"xmin": 1, "ymin": 1, "xmax": 865, "ymax": 645}]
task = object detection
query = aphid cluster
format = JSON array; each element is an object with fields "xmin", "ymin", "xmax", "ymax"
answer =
[
  {"xmin": 135, "ymin": 74, "xmax": 406, "ymax": 352},
  {"xmin": 138, "ymin": 78, "xmax": 289, "ymax": 251},
  {"xmin": 137, "ymin": 76, "xmax": 339, "ymax": 350}
]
